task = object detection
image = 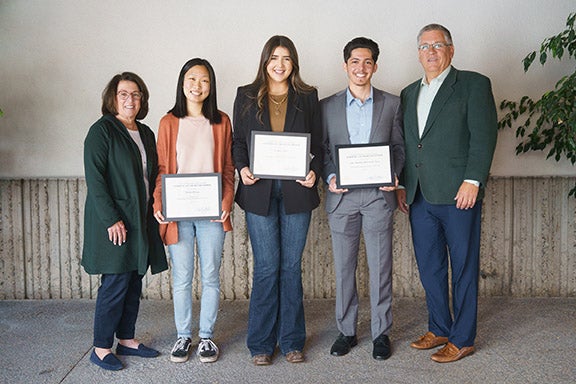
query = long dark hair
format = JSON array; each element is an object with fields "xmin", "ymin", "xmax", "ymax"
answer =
[
  {"xmin": 168, "ymin": 58, "xmax": 222, "ymax": 124},
  {"xmin": 248, "ymin": 35, "xmax": 315, "ymax": 121},
  {"xmin": 101, "ymin": 72, "xmax": 149, "ymax": 120}
]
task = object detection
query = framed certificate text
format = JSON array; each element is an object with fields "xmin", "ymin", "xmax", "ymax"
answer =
[{"xmin": 162, "ymin": 173, "xmax": 222, "ymax": 221}]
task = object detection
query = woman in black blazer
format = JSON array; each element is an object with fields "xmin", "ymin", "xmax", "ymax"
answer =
[{"xmin": 232, "ymin": 35, "xmax": 322, "ymax": 366}]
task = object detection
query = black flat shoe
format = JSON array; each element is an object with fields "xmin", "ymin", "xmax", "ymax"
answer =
[
  {"xmin": 330, "ymin": 333, "xmax": 358, "ymax": 356},
  {"xmin": 90, "ymin": 350, "xmax": 123, "ymax": 371},
  {"xmin": 373, "ymin": 333, "xmax": 391, "ymax": 360},
  {"xmin": 116, "ymin": 343, "xmax": 159, "ymax": 358}
]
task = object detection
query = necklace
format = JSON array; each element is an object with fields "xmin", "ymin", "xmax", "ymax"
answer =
[{"xmin": 269, "ymin": 93, "xmax": 288, "ymax": 116}]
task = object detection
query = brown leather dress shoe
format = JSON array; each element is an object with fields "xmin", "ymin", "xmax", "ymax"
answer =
[
  {"xmin": 431, "ymin": 342, "xmax": 475, "ymax": 363},
  {"xmin": 253, "ymin": 354, "xmax": 272, "ymax": 366},
  {"xmin": 410, "ymin": 332, "xmax": 449, "ymax": 350},
  {"xmin": 285, "ymin": 350, "xmax": 304, "ymax": 363}
]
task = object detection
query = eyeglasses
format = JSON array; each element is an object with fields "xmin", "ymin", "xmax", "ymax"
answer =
[
  {"xmin": 117, "ymin": 91, "xmax": 143, "ymax": 100},
  {"xmin": 418, "ymin": 42, "xmax": 452, "ymax": 51}
]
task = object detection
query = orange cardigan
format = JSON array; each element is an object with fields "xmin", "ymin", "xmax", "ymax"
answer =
[{"xmin": 153, "ymin": 112, "xmax": 235, "ymax": 245}]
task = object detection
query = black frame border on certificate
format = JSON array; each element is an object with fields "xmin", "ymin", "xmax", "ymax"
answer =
[
  {"xmin": 250, "ymin": 131, "xmax": 311, "ymax": 180},
  {"xmin": 161, "ymin": 173, "xmax": 222, "ymax": 221},
  {"xmin": 335, "ymin": 142, "xmax": 395, "ymax": 189}
]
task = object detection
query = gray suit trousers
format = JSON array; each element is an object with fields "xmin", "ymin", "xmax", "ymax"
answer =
[{"xmin": 327, "ymin": 188, "xmax": 394, "ymax": 340}]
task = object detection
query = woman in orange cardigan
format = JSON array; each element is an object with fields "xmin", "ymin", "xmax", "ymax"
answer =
[{"xmin": 153, "ymin": 58, "xmax": 234, "ymax": 364}]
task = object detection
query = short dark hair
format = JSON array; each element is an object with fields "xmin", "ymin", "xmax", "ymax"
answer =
[
  {"xmin": 168, "ymin": 58, "xmax": 222, "ymax": 124},
  {"xmin": 343, "ymin": 37, "xmax": 380, "ymax": 63},
  {"xmin": 101, "ymin": 72, "xmax": 149, "ymax": 120},
  {"xmin": 417, "ymin": 24, "xmax": 453, "ymax": 45}
]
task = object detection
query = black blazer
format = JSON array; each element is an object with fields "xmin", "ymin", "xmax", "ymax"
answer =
[{"xmin": 232, "ymin": 84, "xmax": 322, "ymax": 216}]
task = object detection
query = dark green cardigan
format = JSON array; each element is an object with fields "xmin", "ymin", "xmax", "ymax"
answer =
[{"xmin": 82, "ymin": 115, "xmax": 167, "ymax": 275}]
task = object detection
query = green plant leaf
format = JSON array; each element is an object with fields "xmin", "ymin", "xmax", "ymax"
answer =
[{"xmin": 499, "ymin": 12, "xmax": 576, "ymax": 198}]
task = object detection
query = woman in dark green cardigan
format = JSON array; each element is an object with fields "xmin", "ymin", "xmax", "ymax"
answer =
[{"xmin": 82, "ymin": 72, "xmax": 167, "ymax": 371}]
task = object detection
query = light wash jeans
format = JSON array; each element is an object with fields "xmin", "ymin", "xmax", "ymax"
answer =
[{"xmin": 168, "ymin": 220, "xmax": 225, "ymax": 339}]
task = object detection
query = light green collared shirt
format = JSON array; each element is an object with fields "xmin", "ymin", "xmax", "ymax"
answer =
[{"xmin": 417, "ymin": 66, "xmax": 452, "ymax": 138}]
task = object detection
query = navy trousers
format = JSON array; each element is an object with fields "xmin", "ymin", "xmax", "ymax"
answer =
[
  {"xmin": 409, "ymin": 189, "xmax": 482, "ymax": 348},
  {"xmin": 93, "ymin": 271, "xmax": 143, "ymax": 348}
]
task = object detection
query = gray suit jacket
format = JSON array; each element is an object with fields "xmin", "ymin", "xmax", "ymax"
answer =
[{"xmin": 321, "ymin": 87, "xmax": 405, "ymax": 213}]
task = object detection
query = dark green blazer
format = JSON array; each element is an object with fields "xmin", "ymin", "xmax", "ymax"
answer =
[
  {"xmin": 400, "ymin": 67, "xmax": 498, "ymax": 205},
  {"xmin": 82, "ymin": 115, "xmax": 167, "ymax": 276}
]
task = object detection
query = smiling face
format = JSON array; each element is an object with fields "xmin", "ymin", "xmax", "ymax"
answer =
[
  {"xmin": 266, "ymin": 46, "xmax": 293, "ymax": 86},
  {"xmin": 344, "ymin": 47, "xmax": 378, "ymax": 89},
  {"xmin": 182, "ymin": 65, "xmax": 211, "ymax": 107},
  {"xmin": 418, "ymin": 29, "xmax": 454, "ymax": 81},
  {"xmin": 115, "ymin": 80, "xmax": 141, "ymax": 123}
]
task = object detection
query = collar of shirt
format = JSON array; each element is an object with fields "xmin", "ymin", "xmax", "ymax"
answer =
[
  {"xmin": 346, "ymin": 87, "xmax": 373, "ymax": 144},
  {"xmin": 417, "ymin": 66, "xmax": 452, "ymax": 137},
  {"xmin": 346, "ymin": 87, "xmax": 373, "ymax": 106},
  {"xmin": 420, "ymin": 65, "xmax": 452, "ymax": 87}
]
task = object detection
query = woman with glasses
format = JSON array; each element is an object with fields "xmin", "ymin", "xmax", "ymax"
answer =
[
  {"xmin": 83, "ymin": 72, "xmax": 168, "ymax": 371},
  {"xmin": 153, "ymin": 58, "xmax": 234, "ymax": 364},
  {"xmin": 232, "ymin": 35, "xmax": 322, "ymax": 365}
]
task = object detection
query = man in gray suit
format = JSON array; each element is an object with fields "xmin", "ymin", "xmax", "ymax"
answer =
[{"xmin": 321, "ymin": 37, "xmax": 405, "ymax": 360}]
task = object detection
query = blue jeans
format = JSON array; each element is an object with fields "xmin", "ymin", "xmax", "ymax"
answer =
[
  {"xmin": 246, "ymin": 181, "xmax": 311, "ymax": 356},
  {"xmin": 93, "ymin": 271, "xmax": 143, "ymax": 348},
  {"xmin": 168, "ymin": 220, "xmax": 225, "ymax": 339}
]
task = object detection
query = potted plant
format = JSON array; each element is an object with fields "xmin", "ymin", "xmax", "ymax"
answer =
[{"xmin": 499, "ymin": 12, "xmax": 576, "ymax": 197}]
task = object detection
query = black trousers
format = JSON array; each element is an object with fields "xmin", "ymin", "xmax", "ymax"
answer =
[{"xmin": 93, "ymin": 271, "xmax": 143, "ymax": 348}]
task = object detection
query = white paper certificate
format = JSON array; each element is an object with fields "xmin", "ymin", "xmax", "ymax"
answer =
[
  {"xmin": 250, "ymin": 131, "xmax": 311, "ymax": 180},
  {"xmin": 336, "ymin": 143, "xmax": 394, "ymax": 189},
  {"xmin": 161, "ymin": 173, "xmax": 222, "ymax": 221}
]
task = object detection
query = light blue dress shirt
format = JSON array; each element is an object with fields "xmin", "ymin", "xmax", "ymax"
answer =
[
  {"xmin": 327, "ymin": 88, "xmax": 374, "ymax": 184},
  {"xmin": 346, "ymin": 87, "xmax": 373, "ymax": 144}
]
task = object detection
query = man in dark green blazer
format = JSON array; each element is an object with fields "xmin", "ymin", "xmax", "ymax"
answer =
[{"xmin": 397, "ymin": 24, "xmax": 497, "ymax": 363}]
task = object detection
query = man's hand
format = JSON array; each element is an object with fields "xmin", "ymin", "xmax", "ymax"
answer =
[
  {"xmin": 454, "ymin": 181, "xmax": 479, "ymax": 210},
  {"xmin": 396, "ymin": 189, "xmax": 409, "ymax": 214},
  {"xmin": 328, "ymin": 175, "xmax": 348, "ymax": 194}
]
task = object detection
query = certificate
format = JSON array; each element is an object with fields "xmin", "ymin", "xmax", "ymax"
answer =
[
  {"xmin": 161, "ymin": 173, "xmax": 222, "ymax": 221},
  {"xmin": 250, "ymin": 131, "xmax": 311, "ymax": 180},
  {"xmin": 336, "ymin": 143, "xmax": 394, "ymax": 189}
]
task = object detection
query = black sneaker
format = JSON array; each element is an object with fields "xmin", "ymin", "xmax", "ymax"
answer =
[
  {"xmin": 197, "ymin": 338, "xmax": 219, "ymax": 363},
  {"xmin": 170, "ymin": 337, "xmax": 192, "ymax": 363}
]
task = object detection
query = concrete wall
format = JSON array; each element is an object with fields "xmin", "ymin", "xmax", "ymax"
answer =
[
  {"xmin": 1, "ymin": 176, "xmax": 575, "ymax": 300},
  {"xmin": 1, "ymin": 0, "xmax": 575, "ymax": 178}
]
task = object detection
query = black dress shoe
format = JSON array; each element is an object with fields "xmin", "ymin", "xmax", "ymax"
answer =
[
  {"xmin": 373, "ymin": 333, "xmax": 391, "ymax": 360},
  {"xmin": 330, "ymin": 333, "xmax": 358, "ymax": 356}
]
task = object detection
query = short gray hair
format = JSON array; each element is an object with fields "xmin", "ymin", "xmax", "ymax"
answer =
[{"xmin": 417, "ymin": 24, "xmax": 453, "ymax": 45}]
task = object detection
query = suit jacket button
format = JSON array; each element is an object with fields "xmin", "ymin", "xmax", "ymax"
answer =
[{"xmin": 417, "ymin": 143, "xmax": 423, "ymax": 149}]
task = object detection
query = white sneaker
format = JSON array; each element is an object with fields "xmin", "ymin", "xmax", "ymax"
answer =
[
  {"xmin": 170, "ymin": 337, "xmax": 192, "ymax": 363},
  {"xmin": 197, "ymin": 338, "xmax": 219, "ymax": 363}
]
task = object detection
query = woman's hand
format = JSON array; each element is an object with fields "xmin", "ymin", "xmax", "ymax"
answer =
[
  {"xmin": 296, "ymin": 170, "xmax": 316, "ymax": 189},
  {"xmin": 211, "ymin": 210, "xmax": 230, "ymax": 223},
  {"xmin": 154, "ymin": 210, "xmax": 169, "ymax": 224},
  {"xmin": 107, "ymin": 220, "xmax": 127, "ymax": 246},
  {"xmin": 240, "ymin": 166, "xmax": 259, "ymax": 185}
]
